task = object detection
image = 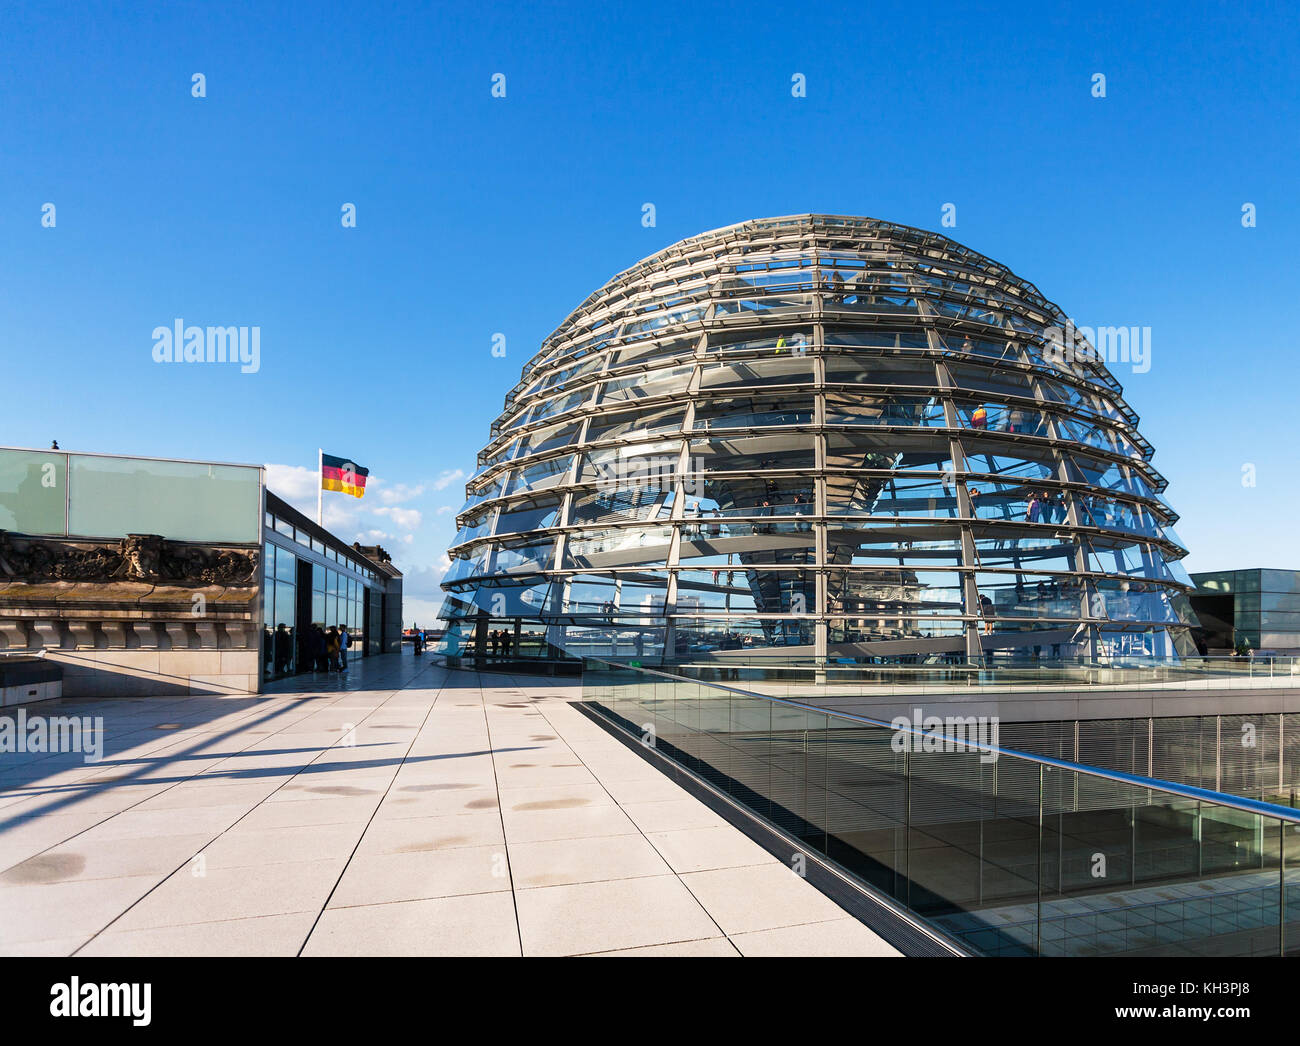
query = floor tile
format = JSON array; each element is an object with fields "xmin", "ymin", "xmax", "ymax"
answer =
[
  {"xmin": 304, "ymin": 893, "xmax": 520, "ymax": 956},
  {"xmin": 515, "ymin": 875, "xmax": 720, "ymax": 956}
]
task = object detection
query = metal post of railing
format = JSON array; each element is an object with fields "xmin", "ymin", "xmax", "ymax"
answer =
[
  {"xmin": 1280, "ymin": 821, "xmax": 1286, "ymax": 956},
  {"xmin": 1196, "ymin": 801, "xmax": 1203, "ymax": 878},
  {"xmin": 801, "ymin": 725, "xmax": 809, "ymax": 831},
  {"xmin": 1130, "ymin": 799, "xmax": 1138, "ymax": 886},
  {"xmin": 903, "ymin": 742, "xmax": 911, "ymax": 912},
  {"xmin": 1036, "ymin": 761, "xmax": 1044, "ymax": 956},
  {"xmin": 727, "ymin": 687, "xmax": 734, "ymax": 792},
  {"xmin": 1257, "ymin": 811, "xmax": 1265, "ymax": 870}
]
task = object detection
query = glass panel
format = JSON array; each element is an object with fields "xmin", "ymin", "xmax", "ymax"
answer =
[
  {"xmin": 824, "ymin": 720, "xmax": 909, "ymax": 904},
  {"xmin": 0, "ymin": 449, "xmax": 67, "ymax": 535},
  {"xmin": 274, "ymin": 544, "xmax": 297, "ymax": 582},
  {"xmin": 581, "ymin": 658, "xmax": 1298, "ymax": 957},
  {"xmin": 272, "ymin": 580, "xmax": 295, "ymax": 673},
  {"xmin": 67, "ymin": 454, "xmax": 261, "ymax": 542}
]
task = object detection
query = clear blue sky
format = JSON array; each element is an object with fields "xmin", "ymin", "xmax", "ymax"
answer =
[{"xmin": 2, "ymin": 0, "xmax": 1297, "ymax": 624}]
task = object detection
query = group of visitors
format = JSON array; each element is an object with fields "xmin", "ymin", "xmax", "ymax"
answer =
[
  {"xmin": 488, "ymin": 628, "xmax": 513, "ymax": 657},
  {"xmin": 963, "ymin": 487, "xmax": 1074, "ymax": 528},
  {"xmin": 304, "ymin": 622, "xmax": 350, "ymax": 672},
  {"xmin": 677, "ymin": 485, "xmax": 816, "ymax": 539},
  {"xmin": 272, "ymin": 623, "xmax": 293, "ymax": 674},
  {"xmin": 751, "ymin": 490, "xmax": 815, "ymax": 534},
  {"xmin": 681, "ymin": 504, "xmax": 725, "ymax": 540},
  {"xmin": 1026, "ymin": 490, "xmax": 1067, "ymax": 524},
  {"xmin": 974, "ymin": 579, "xmax": 1090, "ymax": 638}
]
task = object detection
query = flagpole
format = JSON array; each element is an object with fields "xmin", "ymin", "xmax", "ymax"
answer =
[{"xmin": 317, "ymin": 448, "xmax": 323, "ymax": 526}]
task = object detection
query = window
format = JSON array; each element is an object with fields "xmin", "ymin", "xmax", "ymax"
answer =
[{"xmin": 274, "ymin": 545, "xmax": 296, "ymax": 582}]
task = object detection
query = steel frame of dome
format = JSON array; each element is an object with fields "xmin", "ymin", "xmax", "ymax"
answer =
[{"xmin": 439, "ymin": 214, "xmax": 1197, "ymax": 664}]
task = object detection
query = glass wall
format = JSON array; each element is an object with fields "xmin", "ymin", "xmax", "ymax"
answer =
[
  {"xmin": 263, "ymin": 506, "xmax": 381, "ymax": 675},
  {"xmin": 0, "ymin": 448, "xmax": 261, "ymax": 543},
  {"xmin": 309, "ymin": 565, "xmax": 365, "ymax": 631},
  {"xmin": 262, "ymin": 542, "xmax": 297, "ymax": 679}
]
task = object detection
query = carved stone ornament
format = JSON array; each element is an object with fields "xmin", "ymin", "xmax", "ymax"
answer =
[{"xmin": 0, "ymin": 530, "xmax": 260, "ymax": 585}]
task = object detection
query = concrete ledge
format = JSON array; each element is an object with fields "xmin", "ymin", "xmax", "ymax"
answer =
[
  {"xmin": 39, "ymin": 649, "xmax": 257, "ymax": 698},
  {"xmin": 0, "ymin": 658, "xmax": 64, "ymax": 706},
  {"xmin": 0, "ymin": 658, "xmax": 62, "ymax": 688}
]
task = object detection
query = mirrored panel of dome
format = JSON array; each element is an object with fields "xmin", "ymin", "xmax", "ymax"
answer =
[{"xmin": 439, "ymin": 215, "xmax": 1196, "ymax": 665}]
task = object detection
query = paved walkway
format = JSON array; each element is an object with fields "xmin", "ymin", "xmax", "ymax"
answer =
[{"xmin": 0, "ymin": 654, "xmax": 897, "ymax": 956}]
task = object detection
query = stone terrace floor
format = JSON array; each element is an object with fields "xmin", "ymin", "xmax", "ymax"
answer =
[{"xmin": 0, "ymin": 652, "xmax": 897, "ymax": 957}]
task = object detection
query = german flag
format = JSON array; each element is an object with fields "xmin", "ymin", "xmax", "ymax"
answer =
[{"xmin": 321, "ymin": 453, "xmax": 369, "ymax": 499}]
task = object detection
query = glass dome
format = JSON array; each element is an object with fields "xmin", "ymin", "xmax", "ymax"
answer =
[{"xmin": 440, "ymin": 215, "xmax": 1196, "ymax": 664}]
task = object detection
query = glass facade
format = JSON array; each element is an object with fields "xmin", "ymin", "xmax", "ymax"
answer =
[
  {"xmin": 440, "ymin": 215, "xmax": 1197, "ymax": 664},
  {"xmin": 1191, "ymin": 569, "xmax": 1300, "ymax": 655},
  {"xmin": 263, "ymin": 541, "xmax": 298, "ymax": 676},
  {"xmin": 261, "ymin": 504, "xmax": 383, "ymax": 679}
]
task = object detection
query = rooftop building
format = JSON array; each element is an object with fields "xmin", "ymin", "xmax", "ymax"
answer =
[
  {"xmin": 0, "ymin": 447, "xmax": 402, "ymax": 697},
  {"xmin": 1191, "ymin": 568, "xmax": 1300, "ymax": 656}
]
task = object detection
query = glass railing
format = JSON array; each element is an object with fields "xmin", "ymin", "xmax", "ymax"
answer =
[
  {"xmin": 629, "ymin": 655, "xmax": 1300, "ymax": 694},
  {"xmin": 441, "ymin": 640, "xmax": 1300, "ymax": 691},
  {"xmin": 0, "ymin": 447, "xmax": 262, "ymax": 543},
  {"xmin": 581, "ymin": 657, "xmax": 1300, "ymax": 956}
]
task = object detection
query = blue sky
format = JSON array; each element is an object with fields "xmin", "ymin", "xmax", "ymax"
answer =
[{"xmin": 2, "ymin": 0, "xmax": 1297, "ymax": 624}]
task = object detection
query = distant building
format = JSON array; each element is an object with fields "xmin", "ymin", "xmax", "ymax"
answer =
[{"xmin": 1190, "ymin": 568, "xmax": 1300, "ymax": 655}]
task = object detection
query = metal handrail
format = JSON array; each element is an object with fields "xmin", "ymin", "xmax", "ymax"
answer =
[
  {"xmin": 641, "ymin": 654, "xmax": 1297, "ymax": 668},
  {"xmin": 583, "ymin": 656, "xmax": 1300, "ymax": 825},
  {"xmin": 618, "ymin": 656, "xmax": 1300, "ymax": 684}
]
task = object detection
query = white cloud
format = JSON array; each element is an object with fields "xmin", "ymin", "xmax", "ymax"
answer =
[
  {"xmin": 266, "ymin": 463, "xmax": 464, "ymax": 589},
  {"xmin": 374, "ymin": 506, "xmax": 422, "ymax": 531},
  {"xmin": 263, "ymin": 463, "xmax": 318, "ymax": 514},
  {"xmin": 376, "ymin": 481, "xmax": 425, "ymax": 506},
  {"xmin": 267, "ymin": 463, "xmax": 411, "ymax": 540},
  {"xmin": 432, "ymin": 469, "xmax": 466, "ymax": 491},
  {"xmin": 402, "ymin": 557, "xmax": 451, "ymax": 599},
  {"xmin": 400, "ymin": 561, "xmax": 453, "ymax": 626}
]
